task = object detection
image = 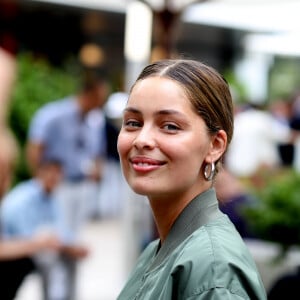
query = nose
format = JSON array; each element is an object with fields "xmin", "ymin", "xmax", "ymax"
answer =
[{"xmin": 133, "ymin": 126, "xmax": 156, "ymax": 149}]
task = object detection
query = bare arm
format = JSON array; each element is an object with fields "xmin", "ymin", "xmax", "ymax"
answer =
[
  {"xmin": 0, "ymin": 47, "xmax": 16, "ymax": 126},
  {"xmin": 0, "ymin": 233, "xmax": 61, "ymax": 260},
  {"xmin": 60, "ymin": 244, "xmax": 89, "ymax": 259},
  {"xmin": 86, "ymin": 157, "xmax": 105, "ymax": 182},
  {"xmin": 0, "ymin": 48, "xmax": 18, "ymax": 197}
]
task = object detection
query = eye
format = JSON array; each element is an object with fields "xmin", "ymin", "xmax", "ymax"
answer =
[
  {"xmin": 123, "ymin": 119, "xmax": 141, "ymax": 129},
  {"xmin": 162, "ymin": 123, "xmax": 180, "ymax": 132}
]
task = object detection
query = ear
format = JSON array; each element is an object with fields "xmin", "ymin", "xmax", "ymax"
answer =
[{"xmin": 205, "ymin": 130, "xmax": 227, "ymax": 163}]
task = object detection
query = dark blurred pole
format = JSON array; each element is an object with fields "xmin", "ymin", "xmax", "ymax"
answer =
[
  {"xmin": 152, "ymin": 8, "xmax": 181, "ymax": 59},
  {"xmin": 148, "ymin": 0, "xmax": 205, "ymax": 60},
  {"xmin": 0, "ymin": 0, "xmax": 19, "ymax": 55}
]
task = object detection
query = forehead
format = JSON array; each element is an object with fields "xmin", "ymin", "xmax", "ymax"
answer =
[
  {"xmin": 128, "ymin": 77, "xmax": 190, "ymax": 110},
  {"xmin": 125, "ymin": 77, "xmax": 204, "ymax": 126}
]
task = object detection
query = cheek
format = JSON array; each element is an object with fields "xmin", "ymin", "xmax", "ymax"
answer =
[
  {"xmin": 164, "ymin": 138, "xmax": 208, "ymax": 171},
  {"xmin": 117, "ymin": 132, "xmax": 131, "ymax": 160},
  {"xmin": 117, "ymin": 133, "xmax": 133, "ymax": 179}
]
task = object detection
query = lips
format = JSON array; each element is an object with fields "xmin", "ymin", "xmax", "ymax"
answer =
[{"xmin": 130, "ymin": 156, "xmax": 166, "ymax": 172}]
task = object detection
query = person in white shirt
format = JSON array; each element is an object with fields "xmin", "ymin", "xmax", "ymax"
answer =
[{"xmin": 225, "ymin": 103, "xmax": 291, "ymax": 178}]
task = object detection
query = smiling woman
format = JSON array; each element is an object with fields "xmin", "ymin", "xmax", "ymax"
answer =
[{"xmin": 116, "ymin": 58, "xmax": 267, "ymax": 300}]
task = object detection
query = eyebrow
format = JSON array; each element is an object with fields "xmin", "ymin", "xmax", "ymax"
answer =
[
  {"xmin": 124, "ymin": 107, "xmax": 184, "ymax": 117},
  {"xmin": 156, "ymin": 109, "xmax": 183, "ymax": 117},
  {"xmin": 124, "ymin": 107, "xmax": 140, "ymax": 114}
]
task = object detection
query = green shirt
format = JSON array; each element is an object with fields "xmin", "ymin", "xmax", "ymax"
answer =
[{"xmin": 117, "ymin": 188, "xmax": 267, "ymax": 300}]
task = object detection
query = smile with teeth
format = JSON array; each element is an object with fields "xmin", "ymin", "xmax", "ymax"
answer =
[
  {"xmin": 137, "ymin": 162, "xmax": 153, "ymax": 166},
  {"xmin": 130, "ymin": 156, "xmax": 165, "ymax": 172}
]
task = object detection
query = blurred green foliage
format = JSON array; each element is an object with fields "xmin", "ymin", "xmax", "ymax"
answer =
[
  {"xmin": 269, "ymin": 57, "xmax": 300, "ymax": 101},
  {"xmin": 245, "ymin": 168, "xmax": 300, "ymax": 257},
  {"xmin": 223, "ymin": 69, "xmax": 248, "ymax": 104},
  {"xmin": 8, "ymin": 53, "xmax": 80, "ymax": 183}
]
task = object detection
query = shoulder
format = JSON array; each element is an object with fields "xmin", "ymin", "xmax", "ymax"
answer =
[
  {"xmin": 28, "ymin": 98, "xmax": 76, "ymax": 138},
  {"xmin": 173, "ymin": 217, "xmax": 265, "ymax": 298},
  {"xmin": 174, "ymin": 216, "xmax": 240, "ymax": 271},
  {"xmin": 2, "ymin": 180, "xmax": 40, "ymax": 210},
  {"xmin": 178, "ymin": 216, "xmax": 253, "ymax": 269},
  {"xmin": 32, "ymin": 97, "xmax": 75, "ymax": 123}
]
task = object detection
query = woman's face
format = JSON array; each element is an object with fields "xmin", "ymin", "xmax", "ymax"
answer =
[{"xmin": 117, "ymin": 77, "xmax": 223, "ymax": 200}]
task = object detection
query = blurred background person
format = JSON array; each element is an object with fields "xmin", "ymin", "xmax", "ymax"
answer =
[
  {"xmin": 215, "ymin": 167, "xmax": 257, "ymax": 239},
  {"xmin": 269, "ymin": 98, "xmax": 295, "ymax": 167},
  {"xmin": 0, "ymin": 159, "xmax": 88, "ymax": 300},
  {"xmin": 26, "ymin": 68, "xmax": 111, "ymax": 234},
  {"xmin": 0, "ymin": 47, "xmax": 16, "ymax": 123},
  {"xmin": 0, "ymin": 46, "xmax": 18, "ymax": 197},
  {"xmin": 288, "ymin": 90, "xmax": 300, "ymax": 172},
  {"xmin": 225, "ymin": 101, "xmax": 292, "ymax": 183},
  {"xmin": 0, "ymin": 113, "xmax": 64, "ymax": 300}
]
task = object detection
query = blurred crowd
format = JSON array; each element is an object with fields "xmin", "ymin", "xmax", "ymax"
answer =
[
  {"xmin": 217, "ymin": 93, "xmax": 300, "ymax": 237},
  {"xmin": 215, "ymin": 95, "xmax": 300, "ymax": 298},
  {"xmin": 0, "ymin": 46, "xmax": 127, "ymax": 300}
]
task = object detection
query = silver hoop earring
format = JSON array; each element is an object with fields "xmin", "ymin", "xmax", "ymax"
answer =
[{"xmin": 204, "ymin": 162, "xmax": 215, "ymax": 181}]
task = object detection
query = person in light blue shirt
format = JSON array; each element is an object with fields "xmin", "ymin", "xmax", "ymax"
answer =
[
  {"xmin": 2, "ymin": 168, "xmax": 69, "ymax": 242},
  {"xmin": 27, "ymin": 97, "xmax": 106, "ymax": 181},
  {"xmin": 1, "ymin": 159, "xmax": 88, "ymax": 300},
  {"xmin": 26, "ymin": 70, "xmax": 110, "ymax": 234}
]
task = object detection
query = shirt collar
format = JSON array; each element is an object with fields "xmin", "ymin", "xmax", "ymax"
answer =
[
  {"xmin": 31, "ymin": 179, "xmax": 50, "ymax": 200},
  {"xmin": 150, "ymin": 188, "xmax": 223, "ymax": 270}
]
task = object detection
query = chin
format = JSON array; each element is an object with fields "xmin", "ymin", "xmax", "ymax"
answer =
[
  {"xmin": 129, "ymin": 181, "xmax": 153, "ymax": 196},
  {"xmin": 131, "ymin": 184, "xmax": 168, "ymax": 198},
  {"xmin": 131, "ymin": 185, "xmax": 150, "ymax": 196},
  {"xmin": 127, "ymin": 175, "xmax": 169, "ymax": 196}
]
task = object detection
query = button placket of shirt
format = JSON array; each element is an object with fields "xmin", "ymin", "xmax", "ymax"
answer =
[
  {"xmin": 133, "ymin": 272, "xmax": 151, "ymax": 300},
  {"xmin": 133, "ymin": 254, "xmax": 158, "ymax": 300},
  {"xmin": 75, "ymin": 122, "xmax": 87, "ymax": 150}
]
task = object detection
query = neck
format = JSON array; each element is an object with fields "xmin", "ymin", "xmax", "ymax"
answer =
[
  {"xmin": 77, "ymin": 94, "xmax": 90, "ymax": 115},
  {"xmin": 149, "ymin": 184, "xmax": 212, "ymax": 243},
  {"xmin": 149, "ymin": 193, "xmax": 195, "ymax": 243}
]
